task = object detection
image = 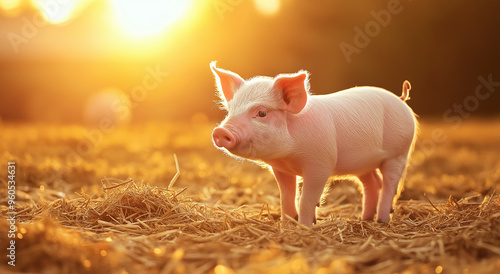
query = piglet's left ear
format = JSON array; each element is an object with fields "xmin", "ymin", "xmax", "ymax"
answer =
[{"xmin": 272, "ymin": 71, "xmax": 309, "ymax": 114}]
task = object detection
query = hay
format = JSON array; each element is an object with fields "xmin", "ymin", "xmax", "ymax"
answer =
[{"xmin": 2, "ymin": 177, "xmax": 499, "ymax": 274}]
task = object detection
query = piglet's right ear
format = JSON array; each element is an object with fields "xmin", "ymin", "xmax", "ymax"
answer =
[
  {"xmin": 272, "ymin": 71, "xmax": 309, "ymax": 114},
  {"xmin": 210, "ymin": 61, "xmax": 245, "ymax": 102}
]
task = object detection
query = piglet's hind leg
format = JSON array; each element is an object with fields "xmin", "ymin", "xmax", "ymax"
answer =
[
  {"xmin": 377, "ymin": 157, "xmax": 407, "ymax": 223},
  {"xmin": 358, "ymin": 170, "xmax": 382, "ymax": 221}
]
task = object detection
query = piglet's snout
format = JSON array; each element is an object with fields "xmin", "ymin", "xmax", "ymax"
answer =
[{"xmin": 212, "ymin": 127, "xmax": 236, "ymax": 149}]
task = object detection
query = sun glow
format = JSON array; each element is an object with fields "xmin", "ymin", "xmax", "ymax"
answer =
[
  {"xmin": 110, "ymin": 0, "xmax": 192, "ymax": 39},
  {"xmin": 31, "ymin": 0, "xmax": 82, "ymax": 24}
]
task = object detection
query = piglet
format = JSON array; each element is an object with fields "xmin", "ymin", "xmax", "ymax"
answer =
[{"xmin": 210, "ymin": 62, "xmax": 417, "ymax": 227}]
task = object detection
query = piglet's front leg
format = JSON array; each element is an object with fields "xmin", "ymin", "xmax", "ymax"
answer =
[
  {"xmin": 298, "ymin": 168, "xmax": 330, "ymax": 227},
  {"xmin": 273, "ymin": 169, "xmax": 298, "ymax": 223}
]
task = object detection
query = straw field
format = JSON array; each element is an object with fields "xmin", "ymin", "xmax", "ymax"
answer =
[{"xmin": 1, "ymin": 118, "xmax": 499, "ymax": 273}]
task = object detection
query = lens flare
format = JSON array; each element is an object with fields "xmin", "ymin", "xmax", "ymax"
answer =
[
  {"xmin": 31, "ymin": 0, "xmax": 81, "ymax": 24},
  {"xmin": 110, "ymin": 0, "xmax": 191, "ymax": 39}
]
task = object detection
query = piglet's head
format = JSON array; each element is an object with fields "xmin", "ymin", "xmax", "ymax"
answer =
[{"xmin": 210, "ymin": 61, "xmax": 309, "ymax": 160}]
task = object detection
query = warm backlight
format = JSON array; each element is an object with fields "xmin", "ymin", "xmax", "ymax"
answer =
[
  {"xmin": 31, "ymin": 0, "xmax": 81, "ymax": 24},
  {"xmin": 110, "ymin": 0, "xmax": 191, "ymax": 39}
]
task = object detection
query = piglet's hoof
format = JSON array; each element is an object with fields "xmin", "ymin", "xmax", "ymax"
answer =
[
  {"xmin": 376, "ymin": 217, "xmax": 391, "ymax": 223},
  {"xmin": 293, "ymin": 215, "xmax": 316, "ymax": 225}
]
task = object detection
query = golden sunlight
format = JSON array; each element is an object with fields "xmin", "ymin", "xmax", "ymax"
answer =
[
  {"xmin": 0, "ymin": 0, "xmax": 22, "ymax": 16},
  {"xmin": 110, "ymin": 0, "xmax": 191, "ymax": 39},
  {"xmin": 253, "ymin": 0, "xmax": 280, "ymax": 16},
  {"xmin": 31, "ymin": 0, "xmax": 81, "ymax": 24}
]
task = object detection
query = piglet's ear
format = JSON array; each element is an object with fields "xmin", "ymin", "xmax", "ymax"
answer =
[
  {"xmin": 210, "ymin": 61, "xmax": 245, "ymax": 102},
  {"xmin": 272, "ymin": 71, "xmax": 309, "ymax": 114}
]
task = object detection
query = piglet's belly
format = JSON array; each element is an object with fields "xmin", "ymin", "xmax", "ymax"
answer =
[
  {"xmin": 333, "ymin": 150, "xmax": 387, "ymax": 176},
  {"xmin": 266, "ymin": 149, "xmax": 386, "ymax": 177}
]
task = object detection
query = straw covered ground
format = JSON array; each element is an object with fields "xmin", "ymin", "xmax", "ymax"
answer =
[{"xmin": 1, "ymin": 118, "xmax": 500, "ymax": 273}]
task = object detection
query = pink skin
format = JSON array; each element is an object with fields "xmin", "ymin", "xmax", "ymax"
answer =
[{"xmin": 210, "ymin": 61, "xmax": 417, "ymax": 227}]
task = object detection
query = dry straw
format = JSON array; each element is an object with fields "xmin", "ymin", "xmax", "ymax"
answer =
[{"xmin": 2, "ymin": 170, "xmax": 500, "ymax": 273}]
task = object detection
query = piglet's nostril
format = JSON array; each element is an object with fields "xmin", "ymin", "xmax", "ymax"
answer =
[{"xmin": 212, "ymin": 127, "xmax": 236, "ymax": 149}]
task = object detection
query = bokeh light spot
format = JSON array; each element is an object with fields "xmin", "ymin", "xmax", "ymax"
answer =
[
  {"xmin": 83, "ymin": 259, "xmax": 91, "ymax": 268},
  {"xmin": 83, "ymin": 88, "xmax": 131, "ymax": 127},
  {"xmin": 214, "ymin": 264, "xmax": 235, "ymax": 274},
  {"xmin": 253, "ymin": 0, "xmax": 280, "ymax": 16},
  {"xmin": 172, "ymin": 248, "xmax": 184, "ymax": 260},
  {"xmin": 153, "ymin": 247, "xmax": 162, "ymax": 256}
]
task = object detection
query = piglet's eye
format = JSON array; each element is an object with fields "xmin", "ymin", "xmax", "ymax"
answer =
[{"xmin": 258, "ymin": 110, "xmax": 267, "ymax": 117}]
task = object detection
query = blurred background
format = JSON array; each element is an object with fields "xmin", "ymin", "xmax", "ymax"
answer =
[{"xmin": 0, "ymin": 0, "xmax": 499, "ymax": 124}]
